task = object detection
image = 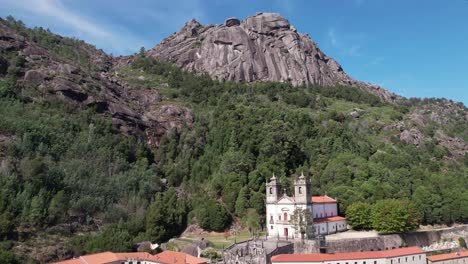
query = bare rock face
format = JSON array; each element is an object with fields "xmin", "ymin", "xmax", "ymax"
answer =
[
  {"xmin": 0, "ymin": 18, "xmax": 193, "ymax": 147},
  {"xmin": 148, "ymin": 13, "xmax": 398, "ymax": 102}
]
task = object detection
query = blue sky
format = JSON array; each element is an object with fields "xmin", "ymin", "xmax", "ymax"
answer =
[{"xmin": 1, "ymin": 0, "xmax": 467, "ymax": 105}]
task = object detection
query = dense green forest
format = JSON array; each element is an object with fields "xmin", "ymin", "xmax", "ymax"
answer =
[{"xmin": 0, "ymin": 16, "xmax": 467, "ymax": 263}]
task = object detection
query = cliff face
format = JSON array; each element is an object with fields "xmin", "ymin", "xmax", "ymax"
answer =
[
  {"xmin": 0, "ymin": 18, "xmax": 193, "ymax": 147},
  {"xmin": 148, "ymin": 13, "xmax": 398, "ymax": 102}
]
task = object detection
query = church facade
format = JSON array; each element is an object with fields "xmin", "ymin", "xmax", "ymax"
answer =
[{"xmin": 266, "ymin": 173, "xmax": 347, "ymax": 239}]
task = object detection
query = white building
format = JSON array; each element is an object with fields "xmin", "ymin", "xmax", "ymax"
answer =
[
  {"xmin": 271, "ymin": 246, "xmax": 426, "ymax": 264},
  {"xmin": 266, "ymin": 173, "xmax": 347, "ymax": 239},
  {"xmin": 427, "ymin": 251, "xmax": 468, "ymax": 264}
]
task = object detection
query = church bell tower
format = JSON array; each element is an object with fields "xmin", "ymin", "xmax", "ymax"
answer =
[
  {"xmin": 294, "ymin": 172, "xmax": 312, "ymax": 205},
  {"xmin": 266, "ymin": 174, "xmax": 281, "ymax": 204}
]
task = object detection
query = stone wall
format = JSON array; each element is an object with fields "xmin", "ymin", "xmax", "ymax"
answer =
[{"xmin": 326, "ymin": 234, "xmax": 403, "ymax": 253}]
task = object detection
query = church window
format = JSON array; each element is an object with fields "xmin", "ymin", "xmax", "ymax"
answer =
[
  {"xmin": 406, "ymin": 257, "xmax": 408, "ymax": 262},
  {"xmin": 284, "ymin": 212, "xmax": 288, "ymax": 221},
  {"xmin": 412, "ymin": 257, "xmax": 415, "ymax": 261},
  {"xmin": 269, "ymin": 187, "xmax": 273, "ymax": 194},
  {"xmin": 298, "ymin": 187, "xmax": 302, "ymax": 194},
  {"xmin": 271, "ymin": 225, "xmax": 273, "ymax": 230},
  {"xmin": 270, "ymin": 215, "xmax": 273, "ymax": 221},
  {"xmin": 398, "ymin": 258, "xmax": 401, "ymax": 263},
  {"xmin": 278, "ymin": 215, "xmax": 281, "ymax": 220},
  {"xmin": 374, "ymin": 261, "xmax": 377, "ymax": 264}
]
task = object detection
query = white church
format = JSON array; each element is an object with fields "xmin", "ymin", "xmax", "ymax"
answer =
[{"xmin": 266, "ymin": 173, "xmax": 347, "ymax": 239}]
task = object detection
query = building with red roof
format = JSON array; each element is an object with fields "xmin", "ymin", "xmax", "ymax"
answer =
[
  {"xmin": 266, "ymin": 173, "xmax": 347, "ymax": 239},
  {"xmin": 427, "ymin": 250, "xmax": 468, "ymax": 264},
  {"xmin": 271, "ymin": 246, "xmax": 426, "ymax": 264},
  {"xmin": 50, "ymin": 250, "xmax": 208, "ymax": 264}
]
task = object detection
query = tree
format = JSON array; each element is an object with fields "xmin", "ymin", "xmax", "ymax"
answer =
[
  {"xmin": 195, "ymin": 198, "xmax": 230, "ymax": 232},
  {"xmin": 346, "ymin": 202, "xmax": 372, "ymax": 230},
  {"xmin": 139, "ymin": 46, "xmax": 146, "ymax": 57},
  {"xmin": 235, "ymin": 186, "xmax": 248, "ymax": 217},
  {"xmin": 459, "ymin": 237, "xmax": 467, "ymax": 249},
  {"xmin": 241, "ymin": 208, "xmax": 260, "ymax": 237},
  {"xmin": 290, "ymin": 208, "xmax": 314, "ymax": 239},
  {"xmin": 371, "ymin": 199, "xmax": 421, "ymax": 234},
  {"xmin": 146, "ymin": 188, "xmax": 188, "ymax": 242}
]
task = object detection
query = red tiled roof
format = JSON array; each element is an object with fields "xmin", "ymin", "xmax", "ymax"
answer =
[
  {"xmin": 272, "ymin": 247, "xmax": 425, "ymax": 263},
  {"xmin": 153, "ymin": 250, "xmax": 208, "ymax": 264},
  {"xmin": 312, "ymin": 196, "xmax": 337, "ymax": 203},
  {"xmin": 50, "ymin": 259, "xmax": 84, "ymax": 264},
  {"xmin": 81, "ymin": 252, "xmax": 120, "ymax": 264},
  {"xmin": 50, "ymin": 250, "xmax": 208, "ymax": 264},
  {"xmin": 314, "ymin": 216, "xmax": 346, "ymax": 224},
  {"xmin": 427, "ymin": 251, "xmax": 468, "ymax": 262}
]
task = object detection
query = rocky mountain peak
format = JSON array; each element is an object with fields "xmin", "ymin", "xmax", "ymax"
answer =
[{"xmin": 148, "ymin": 12, "xmax": 399, "ymax": 102}]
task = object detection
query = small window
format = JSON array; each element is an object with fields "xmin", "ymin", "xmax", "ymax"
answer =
[
  {"xmin": 406, "ymin": 257, "xmax": 408, "ymax": 262},
  {"xmin": 137, "ymin": 262, "xmax": 141, "ymax": 264},
  {"xmin": 271, "ymin": 225, "xmax": 273, "ymax": 230},
  {"xmin": 364, "ymin": 261, "xmax": 366, "ymax": 264},
  {"xmin": 278, "ymin": 215, "xmax": 281, "ymax": 220},
  {"xmin": 270, "ymin": 215, "xmax": 273, "ymax": 221},
  {"xmin": 299, "ymin": 187, "xmax": 302, "ymax": 194},
  {"xmin": 284, "ymin": 212, "xmax": 288, "ymax": 221},
  {"xmin": 374, "ymin": 261, "xmax": 377, "ymax": 264},
  {"xmin": 398, "ymin": 258, "xmax": 400, "ymax": 263},
  {"xmin": 269, "ymin": 187, "xmax": 273, "ymax": 194},
  {"xmin": 391, "ymin": 260, "xmax": 393, "ymax": 264},
  {"xmin": 413, "ymin": 257, "xmax": 415, "ymax": 261},
  {"xmin": 419, "ymin": 256, "xmax": 421, "ymax": 260}
]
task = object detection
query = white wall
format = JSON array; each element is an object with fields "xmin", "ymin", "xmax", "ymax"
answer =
[
  {"xmin": 312, "ymin": 203, "xmax": 338, "ymax": 219},
  {"xmin": 272, "ymin": 253, "xmax": 426, "ymax": 264}
]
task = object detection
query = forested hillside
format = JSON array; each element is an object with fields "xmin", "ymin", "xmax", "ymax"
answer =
[{"xmin": 0, "ymin": 17, "xmax": 466, "ymax": 263}]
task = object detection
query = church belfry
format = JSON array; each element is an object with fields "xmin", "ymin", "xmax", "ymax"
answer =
[
  {"xmin": 266, "ymin": 174, "xmax": 281, "ymax": 204},
  {"xmin": 294, "ymin": 172, "xmax": 312, "ymax": 204}
]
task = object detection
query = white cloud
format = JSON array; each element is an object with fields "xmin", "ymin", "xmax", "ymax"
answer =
[
  {"xmin": 327, "ymin": 27, "xmax": 364, "ymax": 57},
  {"xmin": 0, "ymin": 0, "xmax": 147, "ymax": 54},
  {"xmin": 328, "ymin": 28, "xmax": 337, "ymax": 46}
]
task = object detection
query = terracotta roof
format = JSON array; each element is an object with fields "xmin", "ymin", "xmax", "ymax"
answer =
[
  {"xmin": 272, "ymin": 247, "xmax": 425, "ymax": 263},
  {"xmin": 427, "ymin": 251, "xmax": 468, "ymax": 262},
  {"xmin": 50, "ymin": 259, "xmax": 84, "ymax": 264},
  {"xmin": 314, "ymin": 216, "xmax": 346, "ymax": 224},
  {"xmin": 50, "ymin": 250, "xmax": 208, "ymax": 264},
  {"xmin": 312, "ymin": 196, "xmax": 337, "ymax": 203},
  {"xmin": 153, "ymin": 250, "xmax": 208, "ymax": 264}
]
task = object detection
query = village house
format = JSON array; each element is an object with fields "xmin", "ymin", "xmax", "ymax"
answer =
[
  {"xmin": 427, "ymin": 251, "xmax": 468, "ymax": 264},
  {"xmin": 50, "ymin": 250, "xmax": 208, "ymax": 264},
  {"xmin": 271, "ymin": 246, "xmax": 426, "ymax": 264},
  {"xmin": 266, "ymin": 173, "xmax": 347, "ymax": 239}
]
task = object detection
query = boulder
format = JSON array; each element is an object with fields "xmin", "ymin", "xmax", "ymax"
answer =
[
  {"xmin": 24, "ymin": 70, "xmax": 46, "ymax": 86},
  {"xmin": 225, "ymin": 17, "xmax": 240, "ymax": 27}
]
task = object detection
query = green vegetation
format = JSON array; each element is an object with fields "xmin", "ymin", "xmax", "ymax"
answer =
[
  {"xmin": 345, "ymin": 202, "xmax": 372, "ymax": 230},
  {"xmin": 460, "ymin": 237, "xmax": 467, "ymax": 249},
  {"xmin": 0, "ymin": 17, "xmax": 467, "ymax": 261},
  {"xmin": 347, "ymin": 199, "xmax": 421, "ymax": 234}
]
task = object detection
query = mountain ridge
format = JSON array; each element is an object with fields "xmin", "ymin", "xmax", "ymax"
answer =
[{"xmin": 148, "ymin": 12, "xmax": 399, "ymax": 102}]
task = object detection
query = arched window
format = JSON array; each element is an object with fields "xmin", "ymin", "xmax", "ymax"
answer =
[
  {"xmin": 284, "ymin": 212, "xmax": 288, "ymax": 221},
  {"xmin": 298, "ymin": 187, "xmax": 302, "ymax": 194},
  {"xmin": 269, "ymin": 187, "xmax": 273, "ymax": 194}
]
